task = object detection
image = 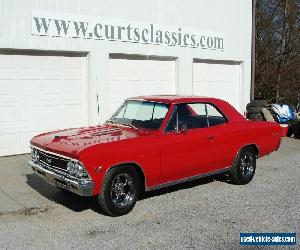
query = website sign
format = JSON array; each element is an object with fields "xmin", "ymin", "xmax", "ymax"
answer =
[
  {"xmin": 32, "ymin": 10, "xmax": 225, "ymax": 51},
  {"xmin": 240, "ymin": 233, "xmax": 297, "ymax": 246}
]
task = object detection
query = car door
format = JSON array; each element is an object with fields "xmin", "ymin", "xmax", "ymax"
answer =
[
  {"xmin": 203, "ymin": 103, "xmax": 233, "ymax": 170},
  {"xmin": 159, "ymin": 103, "xmax": 227, "ymax": 183}
]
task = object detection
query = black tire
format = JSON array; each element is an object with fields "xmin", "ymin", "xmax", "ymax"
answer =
[
  {"xmin": 246, "ymin": 112, "xmax": 264, "ymax": 121},
  {"xmin": 230, "ymin": 147, "xmax": 256, "ymax": 185},
  {"xmin": 98, "ymin": 165, "xmax": 139, "ymax": 217},
  {"xmin": 246, "ymin": 106, "xmax": 263, "ymax": 113},
  {"xmin": 246, "ymin": 100, "xmax": 267, "ymax": 107}
]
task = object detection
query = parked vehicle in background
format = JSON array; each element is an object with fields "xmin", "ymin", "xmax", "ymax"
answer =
[
  {"xmin": 296, "ymin": 94, "xmax": 300, "ymax": 119},
  {"xmin": 29, "ymin": 96, "xmax": 282, "ymax": 216},
  {"xmin": 272, "ymin": 101, "xmax": 295, "ymax": 124},
  {"xmin": 246, "ymin": 98, "xmax": 299, "ymax": 138},
  {"xmin": 271, "ymin": 99, "xmax": 295, "ymax": 137}
]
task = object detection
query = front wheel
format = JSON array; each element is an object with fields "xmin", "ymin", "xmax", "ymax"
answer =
[
  {"xmin": 98, "ymin": 165, "xmax": 139, "ymax": 216},
  {"xmin": 230, "ymin": 148, "xmax": 256, "ymax": 185}
]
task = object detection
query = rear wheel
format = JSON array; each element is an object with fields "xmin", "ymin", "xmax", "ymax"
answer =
[
  {"xmin": 230, "ymin": 148, "xmax": 256, "ymax": 185},
  {"xmin": 98, "ymin": 165, "xmax": 139, "ymax": 216}
]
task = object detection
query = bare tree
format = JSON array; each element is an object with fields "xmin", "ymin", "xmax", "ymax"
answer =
[{"xmin": 255, "ymin": 0, "xmax": 300, "ymax": 105}]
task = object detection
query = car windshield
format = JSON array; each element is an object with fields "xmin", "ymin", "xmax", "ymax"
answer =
[{"xmin": 108, "ymin": 100, "xmax": 170, "ymax": 130}]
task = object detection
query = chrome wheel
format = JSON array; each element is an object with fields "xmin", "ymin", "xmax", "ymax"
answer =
[
  {"xmin": 230, "ymin": 148, "xmax": 256, "ymax": 185},
  {"xmin": 240, "ymin": 152, "xmax": 254, "ymax": 177},
  {"xmin": 110, "ymin": 173, "xmax": 135, "ymax": 208}
]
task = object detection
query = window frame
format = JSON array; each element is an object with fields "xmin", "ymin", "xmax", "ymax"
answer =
[{"xmin": 163, "ymin": 102, "xmax": 228, "ymax": 133}]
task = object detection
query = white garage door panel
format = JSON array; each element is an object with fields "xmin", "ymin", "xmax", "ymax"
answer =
[
  {"xmin": 0, "ymin": 134, "xmax": 17, "ymax": 152},
  {"xmin": 193, "ymin": 62, "xmax": 241, "ymax": 111},
  {"xmin": 0, "ymin": 54, "xmax": 87, "ymax": 156},
  {"xmin": 108, "ymin": 59, "xmax": 176, "ymax": 117}
]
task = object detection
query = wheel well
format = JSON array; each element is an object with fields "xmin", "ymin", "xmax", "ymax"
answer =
[
  {"xmin": 243, "ymin": 144, "xmax": 259, "ymax": 158},
  {"xmin": 110, "ymin": 163, "xmax": 146, "ymax": 195}
]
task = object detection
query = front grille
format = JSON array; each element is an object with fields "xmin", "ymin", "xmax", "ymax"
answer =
[{"xmin": 37, "ymin": 150, "xmax": 68, "ymax": 172}]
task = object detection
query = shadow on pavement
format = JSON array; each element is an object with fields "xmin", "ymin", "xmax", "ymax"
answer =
[
  {"xmin": 213, "ymin": 173, "xmax": 235, "ymax": 184},
  {"xmin": 26, "ymin": 174, "xmax": 103, "ymax": 214},
  {"xmin": 26, "ymin": 172, "xmax": 232, "ymax": 213}
]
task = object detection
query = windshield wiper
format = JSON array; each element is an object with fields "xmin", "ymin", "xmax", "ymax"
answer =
[
  {"xmin": 106, "ymin": 120, "xmax": 118, "ymax": 125},
  {"xmin": 107, "ymin": 120, "xmax": 138, "ymax": 130},
  {"xmin": 121, "ymin": 123, "xmax": 139, "ymax": 130}
]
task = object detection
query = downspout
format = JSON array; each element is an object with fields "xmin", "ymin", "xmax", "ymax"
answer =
[{"xmin": 250, "ymin": 0, "xmax": 256, "ymax": 101}]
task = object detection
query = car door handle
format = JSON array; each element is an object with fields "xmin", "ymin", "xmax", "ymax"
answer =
[{"xmin": 207, "ymin": 135, "xmax": 216, "ymax": 141}]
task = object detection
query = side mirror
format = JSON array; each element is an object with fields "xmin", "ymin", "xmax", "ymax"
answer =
[{"xmin": 179, "ymin": 123, "xmax": 188, "ymax": 134}]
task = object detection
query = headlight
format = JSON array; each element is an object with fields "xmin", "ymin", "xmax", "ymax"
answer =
[
  {"xmin": 35, "ymin": 150, "xmax": 39, "ymax": 161},
  {"xmin": 74, "ymin": 162, "xmax": 84, "ymax": 178},
  {"xmin": 67, "ymin": 161, "xmax": 75, "ymax": 175},
  {"xmin": 67, "ymin": 161, "xmax": 88, "ymax": 178},
  {"xmin": 31, "ymin": 148, "xmax": 39, "ymax": 162}
]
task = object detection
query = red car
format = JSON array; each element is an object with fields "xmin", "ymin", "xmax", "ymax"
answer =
[{"xmin": 29, "ymin": 96, "xmax": 282, "ymax": 216}]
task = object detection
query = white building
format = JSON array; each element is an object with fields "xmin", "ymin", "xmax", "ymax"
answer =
[{"xmin": 0, "ymin": 0, "xmax": 253, "ymax": 156}]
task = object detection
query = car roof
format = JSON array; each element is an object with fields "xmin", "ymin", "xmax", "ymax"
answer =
[
  {"xmin": 127, "ymin": 95, "xmax": 223, "ymax": 104},
  {"xmin": 126, "ymin": 95, "xmax": 246, "ymax": 122}
]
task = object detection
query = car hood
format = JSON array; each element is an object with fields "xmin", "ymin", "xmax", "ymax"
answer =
[{"xmin": 30, "ymin": 124, "xmax": 149, "ymax": 157}]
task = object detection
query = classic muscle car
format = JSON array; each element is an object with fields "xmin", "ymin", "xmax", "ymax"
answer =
[{"xmin": 29, "ymin": 96, "xmax": 282, "ymax": 216}]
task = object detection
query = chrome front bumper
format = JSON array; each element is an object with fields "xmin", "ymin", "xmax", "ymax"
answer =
[{"xmin": 29, "ymin": 160, "xmax": 94, "ymax": 196}]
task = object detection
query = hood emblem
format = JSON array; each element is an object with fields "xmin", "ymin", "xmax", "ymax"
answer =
[{"xmin": 46, "ymin": 158, "xmax": 52, "ymax": 164}]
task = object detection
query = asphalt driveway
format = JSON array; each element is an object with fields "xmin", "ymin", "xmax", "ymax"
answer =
[{"xmin": 0, "ymin": 138, "xmax": 299, "ymax": 249}]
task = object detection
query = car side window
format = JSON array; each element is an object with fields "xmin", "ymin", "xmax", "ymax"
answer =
[
  {"xmin": 206, "ymin": 104, "xmax": 227, "ymax": 126},
  {"xmin": 165, "ymin": 103, "xmax": 208, "ymax": 132},
  {"xmin": 165, "ymin": 103, "xmax": 227, "ymax": 132},
  {"xmin": 186, "ymin": 103, "xmax": 209, "ymax": 128},
  {"xmin": 188, "ymin": 103, "xmax": 206, "ymax": 116}
]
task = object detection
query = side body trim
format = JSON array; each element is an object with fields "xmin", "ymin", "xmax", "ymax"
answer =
[{"xmin": 146, "ymin": 166, "xmax": 232, "ymax": 191}]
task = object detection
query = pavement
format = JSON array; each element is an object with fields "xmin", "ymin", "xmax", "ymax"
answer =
[{"xmin": 0, "ymin": 138, "xmax": 299, "ymax": 249}]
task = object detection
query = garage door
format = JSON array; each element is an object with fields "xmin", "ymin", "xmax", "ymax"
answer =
[
  {"xmin": 0, "ymin": 53, "xmax": 87, "ymax": 156},
  {"xmin": 108, "ymin": 57, "xmax": 176, "ymax": 117},
  {"xmin": 193, "ymin": 61, "xmax": 241, "ymax": 111}
]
